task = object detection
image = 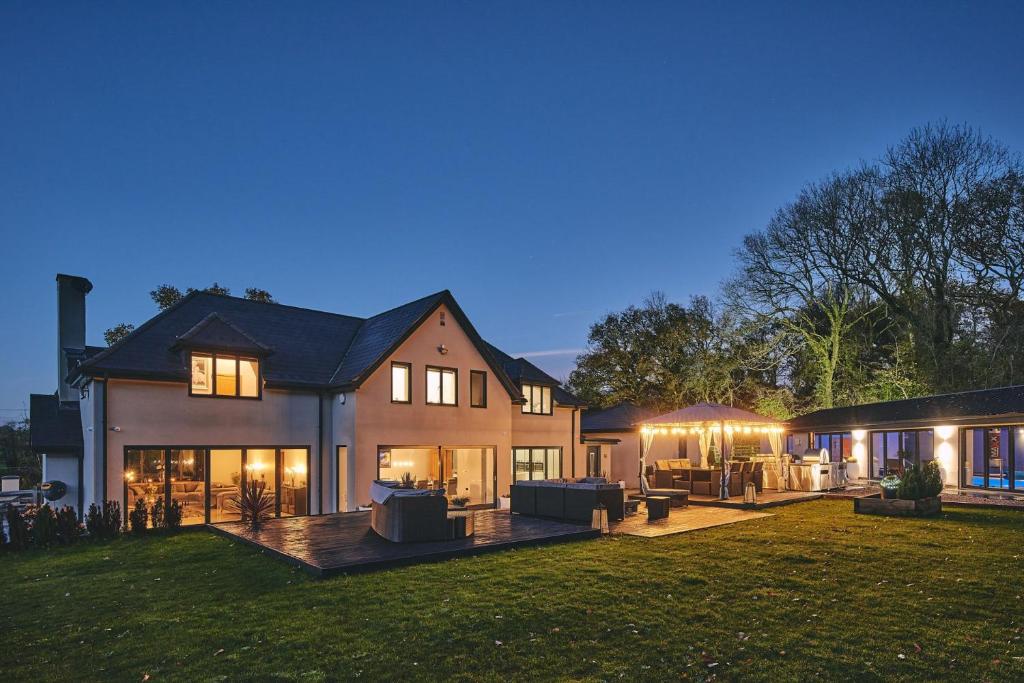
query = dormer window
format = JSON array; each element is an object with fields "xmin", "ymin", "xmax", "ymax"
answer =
[
  {"xmin": 190, "ymin": 352, "xmax": 261, "ymax": 398},
  {"xmin": 521, "ymin": 383, "xmax": 552, "ymax": 415}
]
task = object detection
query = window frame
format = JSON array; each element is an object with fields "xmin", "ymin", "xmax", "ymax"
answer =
[
  {"xmin": 513, "ymin": 446, "xmax": 562, "ymax": 481},
  {"xmin": 520, "ymin": 383, "xmax": 553, "ymax": 415},
  {"xmin": 425, "ymin": 365, "xmax": 458, "ymax": 406},
  {"xmin": 390, "ymin": 362, "xmax": 412, "ymax": 404},
  {"xmin": 470, "ymin": 370, "xmax": 488, "ymax": 408},
  {"xmin": 189, "ymin": 351, "xmax": 262, "ymax": 400}
]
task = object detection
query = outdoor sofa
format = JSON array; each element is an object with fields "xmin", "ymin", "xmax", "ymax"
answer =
[
  {"xmin": 510, "ymin": 478, "xmax": 625, "ymax": 522},
  {"xmin": 370, "ymin": 480, "xmax": 450, "ymax": 542}
]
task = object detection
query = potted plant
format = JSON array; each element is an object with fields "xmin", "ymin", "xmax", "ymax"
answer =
[
  {"xmin": 855, "ymin": 462, "xmax": 944, "ymax": 517},
  {"xmin": 398, "ymin": 472, "xmax": 416, "ymax": 489},
  {"xmin": 450, "ymin": 495, "xmax": 470, "ymax": 509}
]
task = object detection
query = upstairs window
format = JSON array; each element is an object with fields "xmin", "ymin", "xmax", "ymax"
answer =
[
  {"xmin": 391, "ymin": 362, "xmax": 411, "ymax": 403},
  {"xmin": 426, "ymin": 366, "xmax": 457, "ymax": 405},
  {"xmin": 190, "ymin": 352, "xmax": 260, "ymax": 398},
  {"xmin": 521, "ymin": 383, "xmax": 552, "ymax": 415},
  {"xmin": 470, "ymin": 370, "xmax": 487, "ymax": 408}
]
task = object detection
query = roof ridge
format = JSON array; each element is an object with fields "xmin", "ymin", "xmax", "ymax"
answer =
[
  {"xmin": 797, "ymin": 384, "xmax": 1024, "ymax": 417},
  {"xmin": 189, "ymin": 290, "xmax": 366, "ymax": 322}
]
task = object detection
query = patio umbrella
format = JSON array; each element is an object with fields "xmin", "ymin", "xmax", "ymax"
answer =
[{"xmin": 637, "ymin": 403, "xmax": 783, "ymax": 500}]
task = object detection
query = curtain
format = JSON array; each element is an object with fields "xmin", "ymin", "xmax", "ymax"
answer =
[
  {"xmin": 639, "ymin": 429, "xmax": 656, "ymax": 494},
  {"xmin": 698, "ymin": 428, "xmax": 710, "ymax": 468},
  {"xmin": 768, "ymin": 429, "xmax": 786, "ymax": 491},
  {"xmin": 720, "ymin": 426, "xmax": 733, "ymax": 499}
]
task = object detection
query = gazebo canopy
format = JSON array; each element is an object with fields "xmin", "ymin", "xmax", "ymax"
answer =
[{"xmin": 638, "ymin": 402, "xmax": 782, "ymax": 433}]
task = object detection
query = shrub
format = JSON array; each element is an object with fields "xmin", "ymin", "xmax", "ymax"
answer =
[
  {"xmin": 5, "ymin": 505, "xmax": 30, "ymax": 550},
  {"xmin": 55, "ymin": 505, "xmax": 82, "ymax": 545},
  {"xmin": 31, "ymin": 504, "xmax": 59, "ymax": 548},
  {"xmin": 922, "ymin": 461, "xmax": 944, "ymax": 497},
  {"xmin": 897, "ymin": 464, "xmax": 928, "ymax": 500},
  {"xmin": 85, "ymin": 500, "xmax": 123, "ymax": 540},
  {"xmin": 150, "ymin": 497, "xmax": 165, "ymax": 530},
  {"xmin": 129, "ymin": 498, "xmax": 149, "ymax": 535},
  {"xmin": 166, "ymin": 499, "xmax": 183, "ymax": 531},
  {"xmin": 230, "ymin": 480, "xmax": 275, "ymax": 531}
]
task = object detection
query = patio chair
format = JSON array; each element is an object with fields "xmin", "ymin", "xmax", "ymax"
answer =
[
  {"xmin": 750, "ymin": 461, "xmax": 764, "ymax": 492},
  {"xmin": 689, "ymin": 469, "xmax": 722, "ymax": 496},
  {"xmin": 639, "ymin": 472, "xmax": 689, "ymax": 507},
  {"xmin": 728, "ymin": 463, "xmax": 745, "ymax": 496}
]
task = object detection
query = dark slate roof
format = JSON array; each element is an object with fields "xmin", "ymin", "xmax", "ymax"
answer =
[
  {"xmin": 77, "ymin": 292, "xmax": 364, "ymax": 389},
  {"xmin": 787, "ymin": 385, "xmax": 1024, "ymax": 431},
  {"xmin": 581, "ymin": 402, "xmax": 656, "ymax": 433},
  {"xmin": 484, "ymin": 343, "xmax": 586, "ymax": 407},
  {"xmin": 29, "ymin": 394, "xmax": 83, "ymax": 453},
  {"xmin": 73, "ymin": 289, "xmax": 541, "ymax": 400},
  {"xmin": 172, "ymin": 313, "xmax": 273, "ymax": 355}
]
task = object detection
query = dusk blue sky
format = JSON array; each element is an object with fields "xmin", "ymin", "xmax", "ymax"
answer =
[{"xmin": 2, "ymin": 1, "xmax": 1023, "ymax": 418}]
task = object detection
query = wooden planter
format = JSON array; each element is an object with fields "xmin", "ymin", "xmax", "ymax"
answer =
[{"xmin": 854, "ymin": 494, "xmax": 942, "ymax": 517}]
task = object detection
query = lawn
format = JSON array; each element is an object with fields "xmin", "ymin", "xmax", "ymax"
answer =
[{"xmin": 3, "ymin": 500, "xmax": 1024, "ymax": 681}]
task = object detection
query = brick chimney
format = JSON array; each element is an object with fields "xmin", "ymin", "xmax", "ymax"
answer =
[{"xmin": 56, "ymin": 274, "xmax": 93, "ymax": 401}]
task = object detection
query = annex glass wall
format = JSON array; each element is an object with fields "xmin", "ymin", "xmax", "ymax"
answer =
[
  {"xmin": 962, "ymin": 427, "xmax": 1024, "ymax": 491},
  {"xmin": 814, "ymin": 432, "xmax": 851, "ymax": 463},
  {"xmin": 869, "ymin": 430, "xmax": 934, "ymax": 478}
]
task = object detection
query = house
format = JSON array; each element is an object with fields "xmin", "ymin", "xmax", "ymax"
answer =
[
  {"xmin": 786, "ymin": 386, "xmax": 1024, "ymax": 493},
  {"xmin": 30, "ymin": 274, "xmax": 585, "ymax": 525}
]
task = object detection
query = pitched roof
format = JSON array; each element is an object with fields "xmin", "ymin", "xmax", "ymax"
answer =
[
  {"xmin": 484, "ymin": 343, "xmax": 586, "ymax": 407},
  {"xmin": 787, "ymin": 385, "xmax": 1024, "ymax": 431},
  {"xmin": 581, "ymin": 402, "xmax": 656, "ymax": 432},
  {"xmin": 643, "ymin": 403, "xmax": 780, "ymax": 426},
  {"xmin": 73, "ymin": 289, "xmax": 537, "ymax": 400},
  {"xmin": 29, "ymin": 394, "xmax": 83, "ymax": 453}
]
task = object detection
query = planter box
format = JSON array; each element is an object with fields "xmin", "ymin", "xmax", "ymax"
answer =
[{"xmin": 854, "ymin": 494, "xmax": 942, "ymax": 517}]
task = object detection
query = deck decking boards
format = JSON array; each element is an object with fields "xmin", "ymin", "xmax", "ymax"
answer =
[{"xmin": 209, "ymin": 509, "xmax": 600, "ymax": 576}]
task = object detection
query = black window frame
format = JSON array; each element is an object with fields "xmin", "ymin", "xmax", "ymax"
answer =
[
  {"xmin": 470, "ymin": 370, "xmax": 487, "ymax": 408},
  {"xmin": 521, "ymin": 383, "xmax": 553, "ymax": 415},
  {"xmin": 123, "ymin": 444, "xmax": 310, "ymax": 525},
  {"xmin": 390, "ymin": 361, "xmax": 412, "ymax": 404},
  {"xmin": 513, "ymin": 446, "xmax": 562, "ymax": 480},
  {"xmin": 188, "ymin": 351, "xmax": 262, "ymax": 400},
  {"xmin": 868, "ymin": 428, "xmax": 934, "ymax": 478},
  {"xmin": 813, "ymin": 432, "xmax": 852, "ymax": 463},
  {"xmin": 425, "ymin": 365, "xmax": 458, "ymax": 406}
]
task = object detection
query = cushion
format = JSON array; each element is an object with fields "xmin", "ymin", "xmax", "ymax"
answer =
[{"xmin": 654, "ymin": 461, "xmax": 671, "ymax": 471}]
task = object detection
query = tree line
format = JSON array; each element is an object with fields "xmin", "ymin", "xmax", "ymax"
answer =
[{"xmin": 568, "ymin": 123, "xmax": 1024, "ymax": 417}]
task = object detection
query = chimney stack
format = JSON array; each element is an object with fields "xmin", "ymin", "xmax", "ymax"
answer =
[{"xmin": 56, "ymin": 274, "xmax": 93, "ymax": 401}]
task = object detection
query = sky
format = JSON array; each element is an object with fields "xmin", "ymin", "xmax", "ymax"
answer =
[{"xmin": 2, "ymin": 1, "xmax": 1023, "ymax": 419}]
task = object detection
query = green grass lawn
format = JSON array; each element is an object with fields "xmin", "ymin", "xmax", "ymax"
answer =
[{"xmin": 3, "ymin": 500, "xmax": 1024, "ymax": 681}]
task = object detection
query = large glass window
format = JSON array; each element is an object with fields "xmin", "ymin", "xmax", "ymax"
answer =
[
  {"xmin": 280, "ymin": 448, "xmax": 309, "ymax": 516},
  {"xmin": 814, "ymin": 432, "xmax": 851, "ymax": 463},
  {"xmin": 869, "ymin": 429, "xmax": 934, "ymax": 478},
  {"xmin": 378, "ymin": 447, "xmax": 442, "ymax": 487},
  {"xmin": 190, "ymin": 352, "xmax": 260, "ymax": 398},
  {"xmin": 443, "ymin": 447, "xmax": 496, "ymax": 506},
  {"xmin": 124, "ymin": 449, "xmax": 165, "ymax": 526},
  {"xmin": 470, "ymin": 370, "xmax": 487, "ymax": 408},
  {"xmin": 426, "ymin": 366, "xmax": 457, "ymax": 405},
  {"xmin": 168, "ymin": 449, "xmax": 205, "ymax": 526},
  {"xmin": 513, "ymin": 447, "xmax": 562, "ymax": 481},
  {"xmin": 521, "ymin": 384, "xmax": 552, "ymax": 415},
  {"xmin": 209, "ymin": 449, "xmax": 243, "ymax": 523},
  {"xmin": 391, "ymin": 362, "xmax": 411, "ymax": 403},
  {"xmin": 963, "ymin": 427, "xmax": 1024, "ymax": 491}
]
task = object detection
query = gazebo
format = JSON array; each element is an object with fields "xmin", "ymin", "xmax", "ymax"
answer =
[{"xmin": 637, "ymin": 403, "xmax": 784, "ymax": 500}]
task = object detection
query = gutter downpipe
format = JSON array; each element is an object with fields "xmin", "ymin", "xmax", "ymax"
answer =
[
  {"xmin": 318, "ymin": 392, "xmax": 324, "ymax": 515},
  {"xmin": 101, "ymin": 373, "xmax": 108, "ymax": 505},
  {"xmin": 571, "ymin": 408, "xmax": 577, "ymax": 477}
]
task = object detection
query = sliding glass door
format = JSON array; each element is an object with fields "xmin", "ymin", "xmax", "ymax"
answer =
[
  {"xmin": 125, "ymin": 446, "xmax": 310, "ymax": 525},
  {"xmin": 869, "ymin": 430, "xmax": 934, "ymax": 479},
  {"xmin": 962, "ymin": 427, "xmax": 1024, "ymax": 491}
]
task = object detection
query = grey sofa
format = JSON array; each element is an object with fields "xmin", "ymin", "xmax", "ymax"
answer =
[
  {"xmin": 370, "ymin": 482, "xmax": 449, "ymax": 542},
  {"xmin": 510, "ymin": 478, "xmax": 624, "ymax": 522}
]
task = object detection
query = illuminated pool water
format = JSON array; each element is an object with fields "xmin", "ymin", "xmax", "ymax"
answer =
[{"xmin": 970, "ymin": 475, "xmax": 1024, "ymax": 489}]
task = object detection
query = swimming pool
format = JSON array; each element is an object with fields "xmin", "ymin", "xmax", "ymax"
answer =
[{"xmin": 970, "ymin": 474, "xmax": 1024, "ymax": 489}]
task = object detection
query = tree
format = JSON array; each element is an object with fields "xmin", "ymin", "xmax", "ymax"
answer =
[
  {"xmin": 0, "ymin": 419, "xmax": 39, "ymax": 487},
  {"xmin": 568, "ymin": 293, "xmax": 777, "ymax": 411},
  {"xmin": 243, "ymin": 287, "xmax": 275, "ymax": 303},
  {"xmin": 103, "ymin": 323, "xmax": 135, "ymax": 346},
  {"xmin": 103, "ymin": 283, "xmax": 274, "ymax": 348}
]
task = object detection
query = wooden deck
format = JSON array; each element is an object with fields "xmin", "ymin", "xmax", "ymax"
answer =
[
  {"xmin": 209, "ymin": 510, "xmax": 600, "ymax": 576},
  {"xmin": 611, "ymin": 505, "xmax": 771, "ymax": 537}
]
